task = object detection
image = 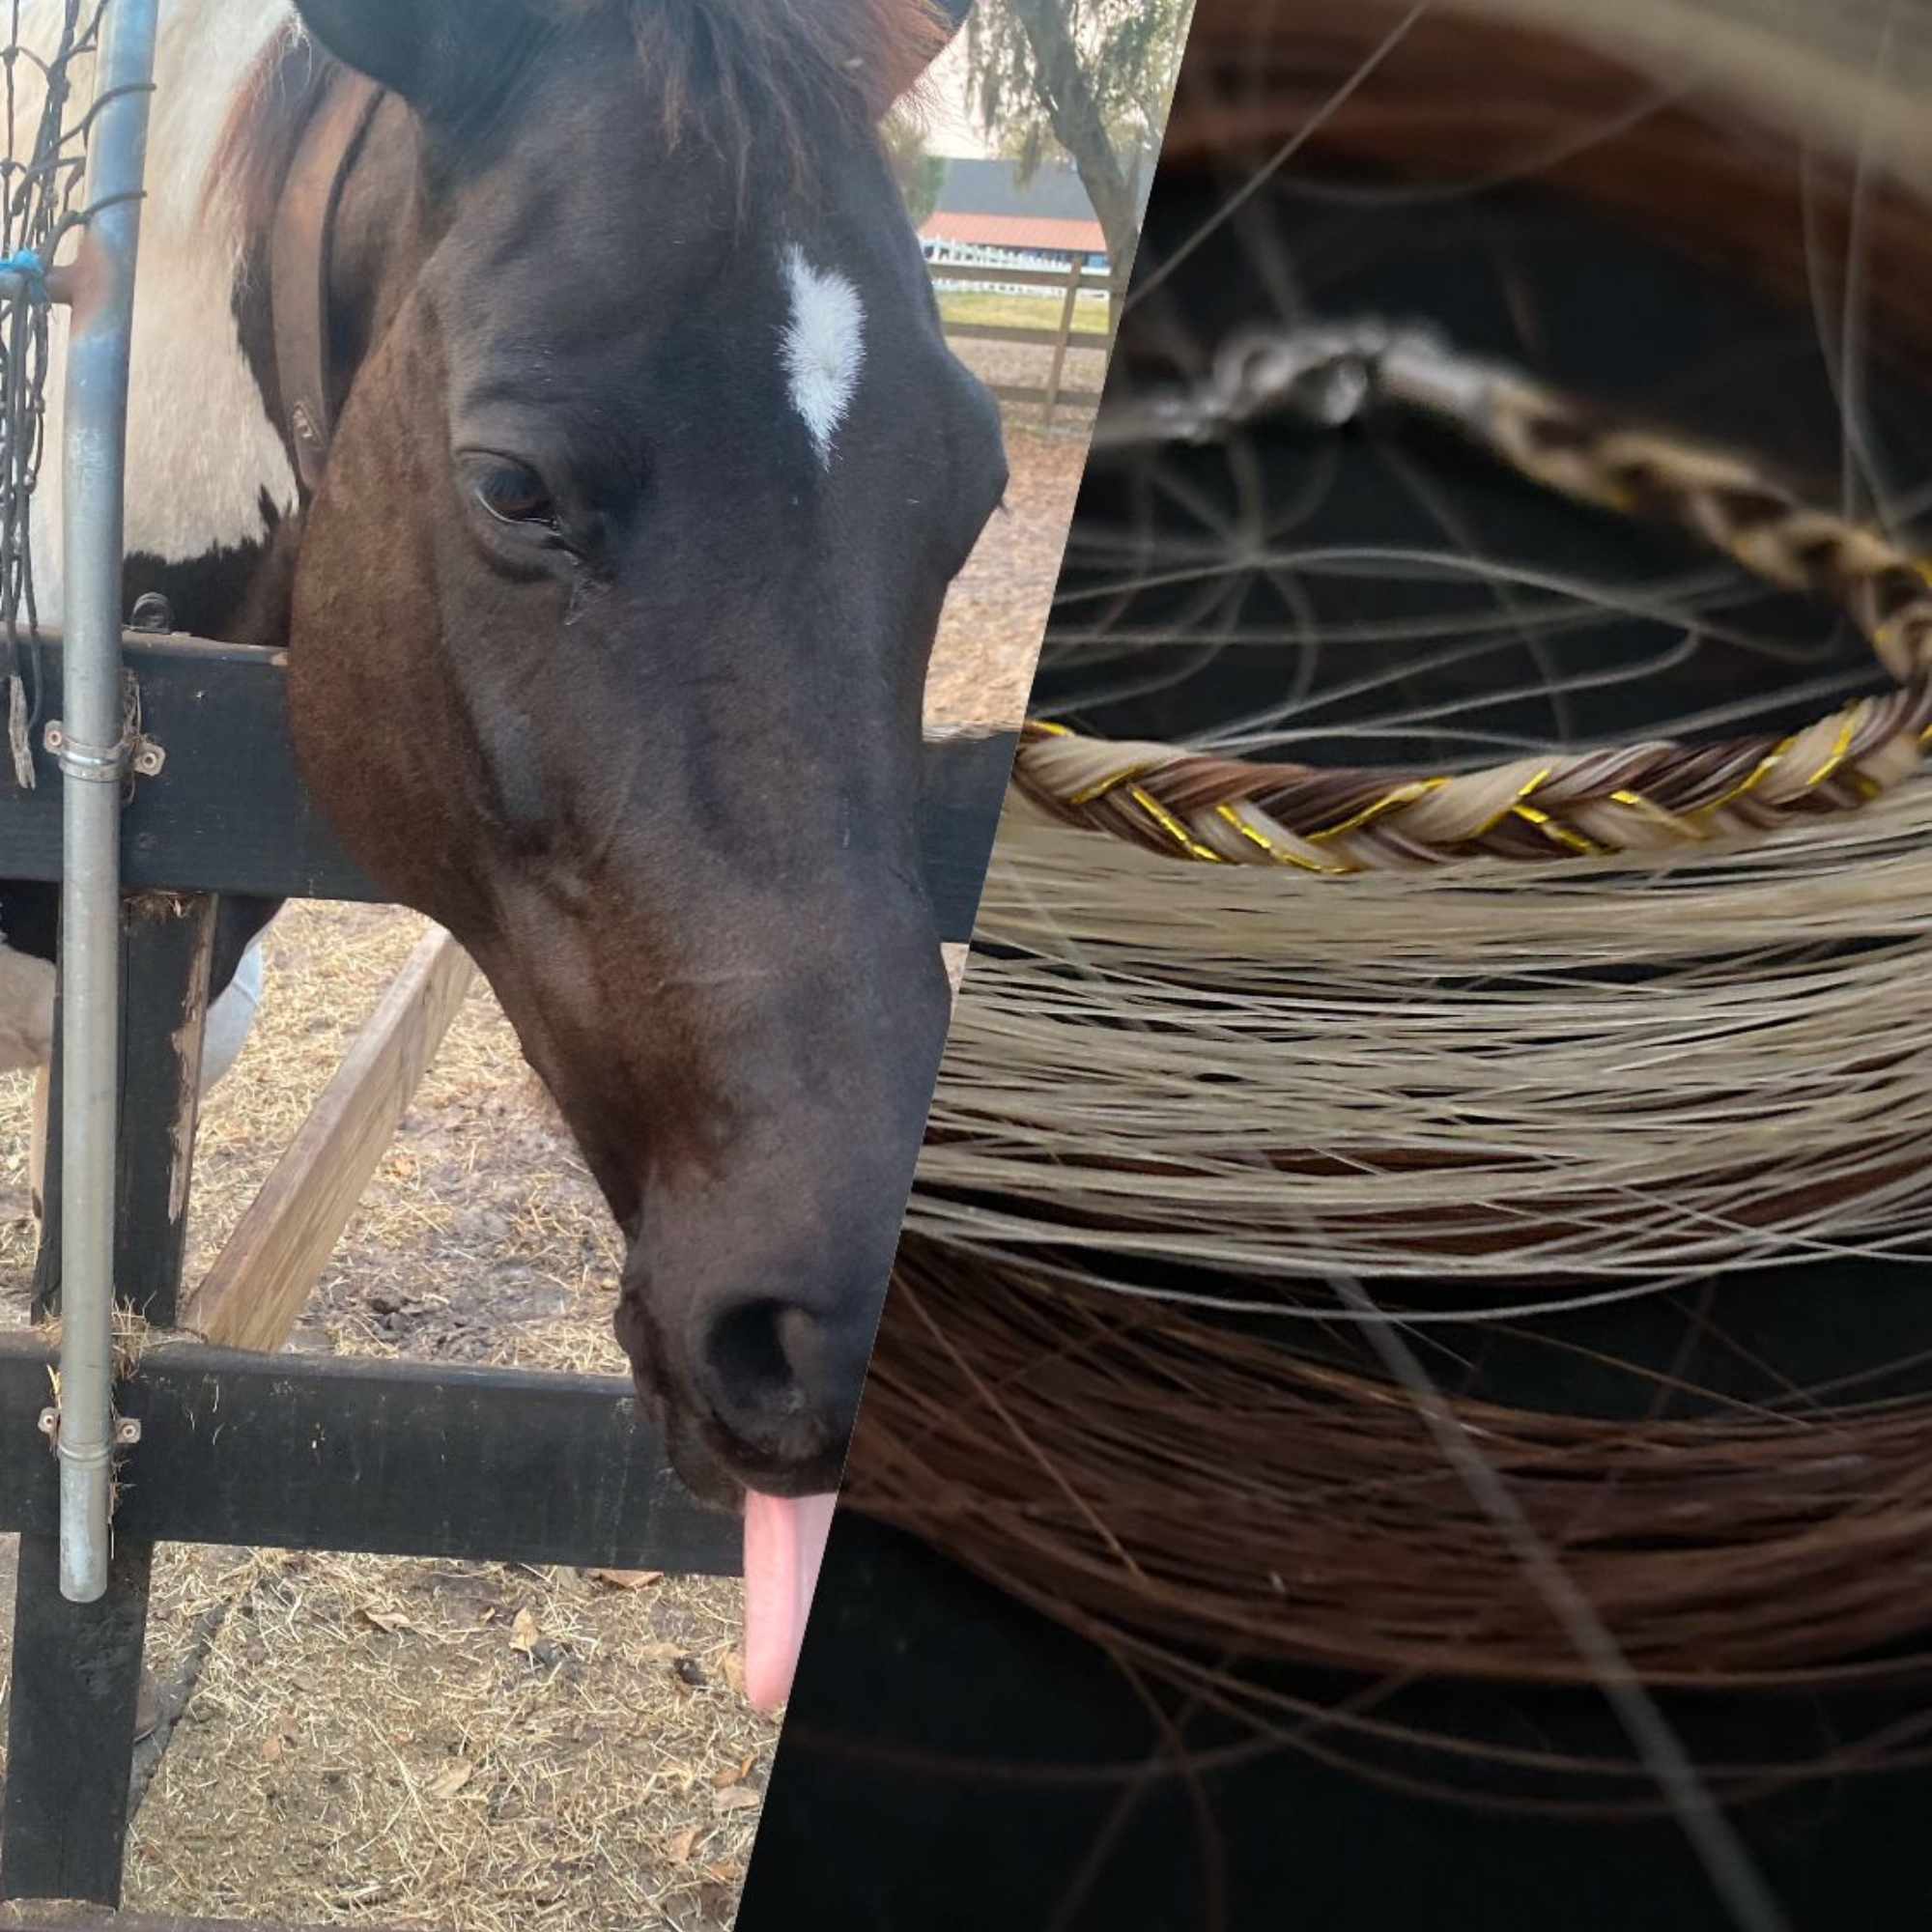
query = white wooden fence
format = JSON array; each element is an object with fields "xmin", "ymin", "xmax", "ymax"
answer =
[{"xmin": 923, "ymin": 251, "xmax": 1119, "ymax": 423}]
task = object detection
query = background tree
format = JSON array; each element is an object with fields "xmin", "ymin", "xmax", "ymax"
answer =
[
  {"xmin": 963, "ymin": 0, "xmax": 1191, "ymax": 290},
  {"xmin": 883, "ymin": 114, "xmax": 948, "ymax": 229}
]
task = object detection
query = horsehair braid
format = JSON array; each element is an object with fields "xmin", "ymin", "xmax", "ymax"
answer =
[{"xmin": 1016, "ymin": 324, "xmax": 1932, "ymax": 872}]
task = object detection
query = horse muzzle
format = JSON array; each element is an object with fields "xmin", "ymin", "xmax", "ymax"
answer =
[{"xmin": 613, "ymin": 1253, "xmax": 869, "ymax": 1508}]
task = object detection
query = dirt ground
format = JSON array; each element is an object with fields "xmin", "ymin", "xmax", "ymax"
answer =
[
  {"xmin": 0, "ymin": 406, "xmax": 1080, "ymax": 1931},
  {"xmin": 928, "ymin": 416, "xmax": 1092, "ymax": 728}
]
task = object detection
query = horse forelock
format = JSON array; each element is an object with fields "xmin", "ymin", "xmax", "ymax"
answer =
[
  {"xmin": 207, "ymin": 0, "xmax": 946, "ymax": 228},
  {"xmin": 618, "ymin": 0, "xmax": 950, "ymax": 177}
]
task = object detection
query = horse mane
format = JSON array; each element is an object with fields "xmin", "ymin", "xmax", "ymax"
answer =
[
  {"xmin": 206, "ymin": 0, "xmax": 947, "ymax": 236},
  {"xmin": 203, "ymin": 23, "xmax": 331, "ymax": 255},
  {"xmin": 622, "ymin": 0, "xmax": 951, "ymax": 170}
]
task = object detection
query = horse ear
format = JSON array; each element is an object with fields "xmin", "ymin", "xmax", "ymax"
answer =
[
  {"xmin": 868, "ymin": 0, "xmax": 970, "ymax": 111},
  {"xmin": 916, "ymin": 0, "xmax": 972, "ymax": 61},
  {"xmin": 291, "ymin": 0, "xmax": 541, "ymax": 122}
]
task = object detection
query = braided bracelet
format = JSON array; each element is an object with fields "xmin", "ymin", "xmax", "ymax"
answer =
[{"xmin": 1019, "ymin": 322, "xmax": 1932, "ymax": 871}]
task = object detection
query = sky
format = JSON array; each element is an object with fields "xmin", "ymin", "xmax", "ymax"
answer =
[{"xmin": 923, "ymin": 36, "xmax": 999, "ymax": 159}]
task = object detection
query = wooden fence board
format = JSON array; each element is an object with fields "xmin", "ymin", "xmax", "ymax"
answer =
[
  {"xmin": 941, "ymin": 320, "xmax": 1108, "ymax": 348},
  {"xmin": 185, "ymin": 928, "xmax": 473, "ymax": 1352},
  {"xmin": 0, "ymin": 636, "xmax": 1015, "ymax": 940},
  {"xmin": 0, "ymin": 1335, "xmax": 739, "ymax": 1574},
  {"xmin": 34, "ymin": 894, "xmax": 216, "ymax": 1321},
  {"xmin": 0, "ymin": 1538, "xmax": 155, "ymax": 1908},
  {"xmin": 927, "ymin": 256, "xmax": 1119, "ymax": 417}
]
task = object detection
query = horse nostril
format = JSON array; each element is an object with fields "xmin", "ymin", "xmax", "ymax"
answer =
[
  {"xmin": 699, "ymin": 1297, "xmax": 860, "ymax": 1462},
  {"xmin": 706, "ymin": 1301, "xmax": 805, "ymax": 1424}
]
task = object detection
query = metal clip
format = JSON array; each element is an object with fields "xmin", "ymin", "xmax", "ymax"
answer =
[
  {"xmin": 43, "ymin": 670, "xmax": 164, "ymax": 784},
  {"xmin": 38, "ymin": 1407, "xmax": 141, "ymax": 1448}
]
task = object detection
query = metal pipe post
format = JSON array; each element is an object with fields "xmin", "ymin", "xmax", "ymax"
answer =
[{"xmin": 55, "ymin": 0, "xmax": 158, "ymax": 1605}]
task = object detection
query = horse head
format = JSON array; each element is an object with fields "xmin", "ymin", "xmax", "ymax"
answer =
[{"xmin": 275, "ymin": 0, "xmax": 1005, "ymax": 1542}]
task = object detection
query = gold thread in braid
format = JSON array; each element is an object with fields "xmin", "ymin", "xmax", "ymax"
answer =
[
  {"xmin": 1066, "ymin": 767, "xmax": 1152, "ymax": 808},
  {"xmin": 1511, "ymin": 803, "xmax": 1601, "ymax": 857},
  {"xmin": 1127, "ymin": 783, "xmax": 1228, "ymax": 863},
  {"xmin": 1606, "ymin": 787, "xmax": 1701, "ymax": 838},
  {"xmin": 1804, "ymin": 709, "xmax": 1861, "ymax": 789},
  {"xmin": 1212, "ymin": 803, "xmax": 1352, "ymax": 873},
  {"xmin": 1690, "ymin": 735, "xmax": 1798, "ymax": 818},
  {"xmin": 1468, "ymin": 765, "xmax": 1556, "ymax": 841},
  {"xmin": 1302, "ymin": 776, "xmax": 1447, "ymax": 841}
]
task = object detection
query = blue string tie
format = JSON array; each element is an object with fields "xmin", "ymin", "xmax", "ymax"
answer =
[{"xmin": 0, "ymin": 248, "xmax": 48, "ymax": 302}]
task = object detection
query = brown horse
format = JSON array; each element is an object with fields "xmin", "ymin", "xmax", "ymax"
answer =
[{"xmin": 14, "ymin": 0, "xmax": 1005, "ymax": 1706}]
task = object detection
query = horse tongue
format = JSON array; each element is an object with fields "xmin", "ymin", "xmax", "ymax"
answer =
[{"xmin": 742, "ymin": 1490, "xmax": 838, "ymax": 1712}]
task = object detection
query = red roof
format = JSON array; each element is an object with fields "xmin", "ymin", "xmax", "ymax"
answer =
[{"xmin": 920, "ymin": 212, "xmax": 1106, "ymax": 256}]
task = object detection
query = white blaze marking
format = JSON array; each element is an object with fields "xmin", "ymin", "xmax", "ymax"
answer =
[{"xmin": 781, "ymin": 245, "xmax": 864, "ymax": 468}]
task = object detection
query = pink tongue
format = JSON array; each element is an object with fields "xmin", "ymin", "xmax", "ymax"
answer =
[{"xmin": 742, "ymin": 1490, "xmax": 838, "ymax": 1712}]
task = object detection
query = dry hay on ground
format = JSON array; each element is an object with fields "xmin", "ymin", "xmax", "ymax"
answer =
[
  {"xmin": 1, "ymin": 902, "xmax": 775, "ymax": 1932},
  {"xmin": 0, "ymin": 397, "xmax": 1058, "ymax": 1928}
]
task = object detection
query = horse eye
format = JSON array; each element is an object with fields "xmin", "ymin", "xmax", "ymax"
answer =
[{"xmin": 470, "ymin": 459, "xmax": 559, "ymax": 529}]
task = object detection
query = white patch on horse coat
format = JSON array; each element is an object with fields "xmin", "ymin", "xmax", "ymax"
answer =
[
  {"xmin": 780, "ymin": 245, "xmax": 864, "ymax": 467},
  {"xmin": 0, "ymin": 931, "xmax": 261, "ymax": 1085},
  {"xmin": 21, "ymin": 0, "xmax": 302, "ymax": 616},
  {"xmin": 0, "ymin": 941, "xmax": 54, "ymax": 1074},
  {"xmin": 3, "ymin": 7, "xmax": 298, "ymax": 1082}
]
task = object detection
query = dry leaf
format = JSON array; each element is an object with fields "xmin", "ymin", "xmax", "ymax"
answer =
[
  {"xmin": 710, "ymin": 1762, "xmax": 744, "ymax": 1790},
  {"xmin": 259, "ymin": 1734, "xmax": 284, "ymax": 1764},
  {"xmin": 716, "ymin": 1647, "xmax": 747, "ymax": 1696},
  {"xmin": 428, "ymin": 1763, "xmax": 474, "ymax": 1800},
  {"xmin": 359, "ymin": 1605, "xmax": 412, "ymax": 1635},
  {"xmin": 667, "ymin": 1826, "xmax": 700, "ymax": 1865},
  {"xmin": 509, "ymin": 1607, "xmax": 540, "ymax": 1655},
  {"xmin": 712, "ymin": 1785, "xmax": 760, "ymax": 1816},
  {"xmin": 582, "ymin": 1567, "xmax": 664, "ymax": 1591}
]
